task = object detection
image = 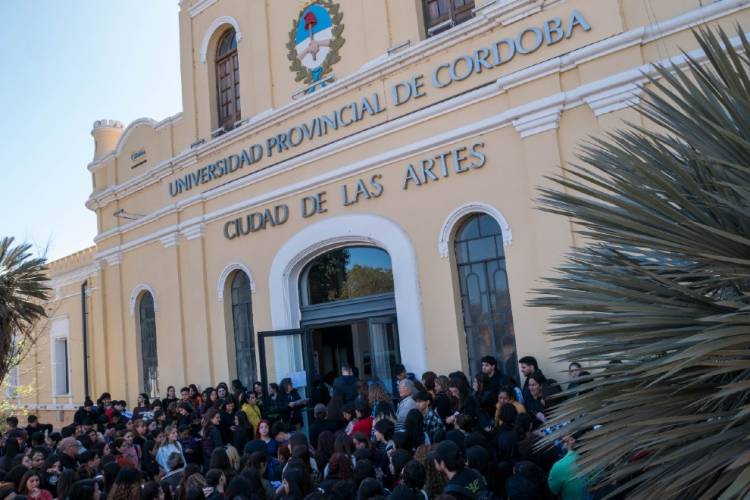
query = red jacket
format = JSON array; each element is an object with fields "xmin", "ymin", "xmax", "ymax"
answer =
[{"xmin": 349, "ymin": 416, "xmax": 373, "ymax": 437}]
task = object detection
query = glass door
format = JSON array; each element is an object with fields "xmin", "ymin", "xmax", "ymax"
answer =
[
  {"xmin": 368, "ymin": 317, "xmax": 401, "ymax": 394},
  {"xmin": 257, "ymin": 329, "xmax": 315, "ymax": 429}
]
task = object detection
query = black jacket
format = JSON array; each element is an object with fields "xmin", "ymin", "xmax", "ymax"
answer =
[{"xmin": 332, "ymin": 375, "xmax": 359, "ymax": 403}]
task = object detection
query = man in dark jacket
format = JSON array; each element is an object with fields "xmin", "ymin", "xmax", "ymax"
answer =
[
  {"xmin": 433, "ymin": 440, "xmax": 488, "ymax": 499},
  {"xmin": 332, "ymin": 364, "xmax": 358, "ymax": 403},
  {"xmin": 481, "ymin": 355, "xmax": 511, "ymax": 397}
]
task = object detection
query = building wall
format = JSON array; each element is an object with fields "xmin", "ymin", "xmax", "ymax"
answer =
[{"xmin": 20, "ymin": 0, "xmax": 750, "ymax": 409}]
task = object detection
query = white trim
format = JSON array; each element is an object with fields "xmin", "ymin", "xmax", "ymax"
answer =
[
  {"xmin": 129, "ymin": 283, "xmax": 158, "ymax": 317},
  {"xmin": 84, "ymin": 0, "xmax": 750, "ymax": 201},
  {"xmin": 182, "ymin": 223, "xmax": 205, "ymax": 240},
  {"xmin": 47, "ymin": 263, "xmax": 99, "ymax": 292},
  {"xmin": 104, "ymin": 252, "xmax": 122, "ymax": 267},
  {"xmin": 160, "ymin": 233, "xmax": 180, "ymax": 248},
  {"xmin": 217, "ymin": 263, "xmax": 256, "ymax": 302},
  {"xmin": 49, "ymin": 316, "xmax": 71, "ymax": 397},
  {"xmin": 200, "ymin": 16, "xmax": 242, "ymax": 64},
  {"xmin": 92, "ymin": 30, "xmax": 750, "ymax": 264},
  {"xmin": 438, "ymin": 202, "xmax": 513, "ymax": 258},
  {"xmin": 584, "ymin": 82, "xmax": 642, "ymax": 116},
  {"xmin": 189, "ymin": 0, "xmax": 217, "ymax": 18},
  {"xmin": 512, "ymin": 104, "xmax": 561, "ymax": 138},
  {"xmin": 268, "ymin": 214, "xmax": 428, "ymax": 375}
]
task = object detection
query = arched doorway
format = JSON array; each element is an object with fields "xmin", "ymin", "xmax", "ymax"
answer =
[{"xmin": 299, "ymin": 246, "xmax": 400, "ymax": 392}]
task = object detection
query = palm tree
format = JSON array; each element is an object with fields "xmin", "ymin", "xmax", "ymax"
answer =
[
  {"xmin": 531, "ymin": 27, "xmax": 750, "ymax": 499},
  {"xmin": 0, "ymin": 237, "xmax": 50, "ymax": 386}
]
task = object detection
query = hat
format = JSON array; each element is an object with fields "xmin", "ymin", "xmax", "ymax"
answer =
[
  {"xmin": 430, "ymin": 439, "xmax": 462, "ymax": 464},
  {"xmin": 313, "ymin": 403, "xmax": 327, "ymax": 416}
]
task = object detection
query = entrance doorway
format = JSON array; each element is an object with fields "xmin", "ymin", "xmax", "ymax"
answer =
[
  {"xmin": 310, "ymin": 317, "xmax": 400, "ymax": 391},
  {"xmin": 258, "ymin": 246, "xmax": 403, "ymax": 399}
]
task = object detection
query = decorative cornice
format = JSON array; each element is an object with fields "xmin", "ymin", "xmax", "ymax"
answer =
[
  {"xmin": 159, "ymin": 233, "xmax": 180, "ymax": 248},
  {"xmin": 47, "ymin": 262, "xmax": 99, "ymax": 292},
  {"xmin": 512, "ymin": 104, "xmax": 562, "ymax": 138},
  {"xmin": 188, "ymin": 0, "xmax": 217, "ymax": 18},
  {"xmin": 181, "ymin": 223, "xmax": 205, "ymax": 240},
  {"xmin": 584, "ymin": 82, "xmax": 642, "ymax": 116},
  {"xmin": 104, "ymin": 252, "xmax": 122, "ymax": 267}
]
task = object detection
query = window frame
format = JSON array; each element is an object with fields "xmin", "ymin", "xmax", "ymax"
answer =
[
  {"xmin": 49, "ymin": 316, "xmax": 71, "ymax": 397},
  {"xmin": 137, "ymin": 291, "xmax": 159, "ymax": 396},
  {"xmin": 422, "ymin": 0, "xmax": 476, "ymax": 37},
  {"xmin": 215, "ymin": 28, "xmax": 241, "ymax": 131},
  {"xmin": 230, "ymin": 270, "xmax": 257, "ymax": 386},
  {"xmin": 453, "ymin": 213, "xmax": 518, "ymax": 380}
]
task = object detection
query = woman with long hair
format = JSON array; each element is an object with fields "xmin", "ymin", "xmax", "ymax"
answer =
[
  {"xmin": 218, "ymin": 396, "xmax": 238, "ymax": 444},
  {"xmin": 255, "ymin": 419, "xmax": 278, "ymax": 460},
  {"xmin": 208, "ymin": 447, "xmax": 235, "ymax": 484},
  {"xmin": 277, "ymin": 464, "xmax": 312, "ymax": 500},
  {"xmin": 199, "ymin": 388, "xmax": 218, "ymax": 415},
  {"xmin": 314, "ymin": 431, "xmax": 335, "ymax": 472},
  {"xmin": 524, "ymin": 371, "xmax": 549, "ymax": 428},
  {"xmin": 107, "ymin": 467, "xmax": 143, "ymax": 500},
  {"xmin": 164, "ymin": 385, "xmax": 179, "ymax": 408},
  {"xmin": 189, "ymin": 384, "xmax": 203, "ymax": 409},
  {"xmin": 433, "ymin": 375, "xmax": 452, "ymax": 420},
  {"xmin": 201, "ymin": 409, "xmax": 223, "ymax": 469},
  {"xmin": 18, "ymin": 470, "xmax": 53, "ymax": 500},
  {"xmin": 368, "ymin": 382, "xmax": 395, "ymax": 422},
  {"xmin": 133, "ymin": 392, "xmax": 151, "ymax": 420},
  {"xmin": 156, "ymin": 425, "xmax": 186, "ymax": 475}
]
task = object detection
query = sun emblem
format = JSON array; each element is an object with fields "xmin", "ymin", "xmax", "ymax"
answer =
[{"xmin": 286, "ymin": 0, "xmax": 345, "ymax": 88}]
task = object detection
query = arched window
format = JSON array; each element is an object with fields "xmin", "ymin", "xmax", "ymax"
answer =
[
  {"xmin": 230, "ymin": 271, "xmax": 256, "ymax": 386},
  {"xmin": 215, "ymin": 28, "xmax": 240, "ymax": 130},
  {"xmin": 454, "ymin": 214, "xmax": 518, "ymax": 381},
  {"xmin": 301, "ymin": 246, "xmax": 394, "ymax": 306},
  {"xmin": 137, "ymin": 292, "xmax": 159, "ymax": 395}
]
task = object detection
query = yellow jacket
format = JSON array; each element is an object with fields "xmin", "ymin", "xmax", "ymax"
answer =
[{"xmin": 242, "ymin": 402, "xmax": 262, "ymax": 432}]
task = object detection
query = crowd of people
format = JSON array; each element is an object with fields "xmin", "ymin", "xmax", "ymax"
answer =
[{"xmin": 0, "ymin": 356, "xmax": 596, "ymax": 500}]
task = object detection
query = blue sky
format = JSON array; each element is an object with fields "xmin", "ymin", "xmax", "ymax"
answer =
[{"xmin": 0, "ymin": 1, "xmax": 182, "ymax": 261}]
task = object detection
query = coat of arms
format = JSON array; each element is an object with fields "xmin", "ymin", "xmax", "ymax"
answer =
[{"xmin": 286, "ymin": 0, "xmax": 345, "ymax": 87}]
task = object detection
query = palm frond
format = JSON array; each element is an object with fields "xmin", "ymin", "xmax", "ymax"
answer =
[{"xmin": 531, "ymin": 26, "xmax": 750, "ymax": 499}]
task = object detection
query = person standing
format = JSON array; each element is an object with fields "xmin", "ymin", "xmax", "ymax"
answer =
[
  {"xmin": 519, "ymin": 356, "xmax": 543, "ymax": 404},
  {"xmin": 332, "ymin": 364, "xmax": 359, "ymax": 403},
  {"xmin": 395, "ymin": 379, "xmax": 418, "ymax": 432},
  {"xmin": 414, "ymin": 391, "xmax": 445, "ymax": 444},
  {"xmin": 481, "ymin": 355, "xmax": 511, "ymax": 397},
  {"xmin": 548, "ymin": 433, "xmax": 587, "ymax": 500}
]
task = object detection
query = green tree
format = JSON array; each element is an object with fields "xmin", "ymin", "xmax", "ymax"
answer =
[
  {"xmin": 0, "ymin": 237, "xmax": 50, "ymax": 386},
  {"xmin": 341, "ymin": 264, "xmax": 394, "ymax": 299},
  {"xmin": 531, "ymin": 28, "xmax": 750, "ymax": 499}
]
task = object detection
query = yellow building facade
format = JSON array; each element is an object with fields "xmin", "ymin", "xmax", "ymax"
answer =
[{"xmin": 14, "ymin": 0, "xmax": 750, "ymax": 423}]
